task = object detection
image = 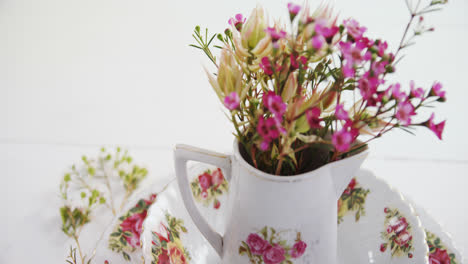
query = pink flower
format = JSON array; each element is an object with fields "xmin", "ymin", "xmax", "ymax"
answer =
[
  {"xmin": 144, "ymin": 193, "xmax": 157, "ymax": 206},
  {"xmin": 358, "ymin": 73, "xmax": 379, "ymax": 101},
  {"xmin": 224, "ymin": 92, "xmax": 240, "ymax": 110},
  {"xmin": 211, "ymin": 168, "xmax": 225, "ymax": 187},
  {"xmin": 391, "ymin": 83, "xmax": 407, "ymax": 101},
  {"xmin": 120, "ymin": 211, "xmax": 147, "ymax": 248},
  {"xmin": 287, "ymin": 3, "xmax": 301, "ymax": 16},
  {"xmin": 246, "ymin": 233, "xmax": 270, "ymax": 255},
  {"xmin": 371, "ymin": 60, "xmax": 388, "ymax": 76},
  {"xmin": 306, "ymin": 107, "xmax": 322, "ymax": 129},
  {"xmin": 376, "ymin": 41, "xmax": 388, "ymax": 57},
  {"xmin": 263, "ymin": 91, "xmax": 287, "ymax": 117},
  {"xmin": 410, "ymin": 81, "xmax": 425, "ymax": 99},
  {"xmin": 229, "ymin": 14, "xmax": 246, "ymax": 31},
  {"xmin": 344, "ymin": 178, "xmax": 356, "ymax": 195},
  {"xmin": 263, "ymin": 244, "xmax": 286, "ymax": 264},
  {"xmin": 290, "ymin": 54, "xmax": 308, "ymax": 70},
  {"xmin": 332, "ymin": 128, "xmax": 353, "ymax": 152},
  {"xmin": 429, "ymin": 248, "xmax": 451, "ymax": 264},
  {"xmin": 426, "ymin": 113, "xmax": 446, "ymax": 140},
  {"xmin": 257, "ymin": 116, "xmax": 282, "ymax": 150},
  {"xmin": 343, "ymin": 18, "xmax": 367, "ymax": 41},
  {"xmin": 395, "ymin": 100, "xmax": 416, "ymax": 126},
  {"xmin": 430, "ymin": 82, "xmax": 446, "ymax": 101},
  {"xmin": 342, "ymin": 62, "xmax": 355, "ymax": 78},
  {"xmin": 315, "ymin": 20, "xmax": 340, "ymax": 39},
  {"xmin": 340, "ymin": 41, "xmax": 371, "ymax": 76},
  {"xmin": 260, "ymin": 57, "xmax": 274, "ymax": 75},
  {"xmin": 335, "ymin": 104, "xmax": 349, "ymax": 120},
  {"xmin": 290, "ymin": 240, "xmax": 307, "ymax": 258},
  {"xmin": 312, "ymin": 35, "xmax": 325, "ymax": 49},
  {"xmin": 198, "ymin": 172, "xmax": 213, "ymax": 191},
  {"xmin": 392, "ymin": 217, "xmax": 408, "ymax": 234},
  {"xmin": 265, "ymin": 27, "xmax": 287, "ymax": 42}
]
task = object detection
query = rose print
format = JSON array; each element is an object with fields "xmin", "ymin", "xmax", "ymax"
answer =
[
  {"xmin": 338, "ymin": 178, "xmax": 370, "ymax": 224},
  {"xmin": 151, "ymin": 213, "xmax": 191, "ymax": 264},
  {"xmin": 429, "ymin": 248, "xmax": 450, "ymax": 264},
  {"xmin": 198, "ymin": 172, "xmax": 212, "ymax": 191},
  {"xmin": 263, "ymin": 244, "xmax": 286, "ymax": 264},
  {"xmin": 290, "ymin": 240, "xmax": 307, "ymax": 258},
  {"xmin": 380, "ymin": 208, "xmax": 414, "ymax": 258},
  {"xmin": 108, "ymin": 193, "xmax": 157, "ymax": 261},
  {"xmin": 191, "ymin": 168, "xmax": 229, "ymax": 209},
  {"xmin": 426, "ymin": 231, "xmax": 458, "ymax": 264},
  {"xmin": 239, "ymin": 226, "xmax": 307, "ymax": 263}
]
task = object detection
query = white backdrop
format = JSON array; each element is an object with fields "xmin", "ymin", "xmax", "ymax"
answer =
[{"xmin": 1, "ymin": 0, "xmax": 467, "ymax": 263}]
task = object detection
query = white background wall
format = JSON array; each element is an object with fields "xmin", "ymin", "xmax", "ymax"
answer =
[{"xmin": 1, "ymin": 0, "xmax": 467, "ymax": 262}]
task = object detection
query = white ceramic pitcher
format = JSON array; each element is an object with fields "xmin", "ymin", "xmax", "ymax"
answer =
[{"xmin": 174, "ymin": 141, "xmax": 368, "ymax": 263}]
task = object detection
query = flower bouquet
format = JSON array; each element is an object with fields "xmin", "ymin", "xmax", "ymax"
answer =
[{"xmin": 190, "ymin": 0, "xmax": 447, "ymax": 176}]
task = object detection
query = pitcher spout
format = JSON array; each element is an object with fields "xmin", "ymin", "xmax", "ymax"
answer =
[{"xmin": 330, "ymin": 148, "xmax": 369, "ymax": 200}]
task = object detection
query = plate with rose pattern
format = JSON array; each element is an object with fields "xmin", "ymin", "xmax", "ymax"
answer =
[
  {"xmin": 140, "ymin": 166, "xmax": 430, "ymax": 264},
  {"xmin": 406, "ymin": 197, "xmax": 464, "ymax": 264}
]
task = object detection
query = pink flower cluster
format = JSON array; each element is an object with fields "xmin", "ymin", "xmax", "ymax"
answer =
[
  {"xmin": 380, "ymin": 209, "xmax": 413, "ymax": 254},
  {"xmin": 246, "ymin": 233, "xmax": 306, "ymax": 263},
  {"xmin": 257, "ymin": 92, "xmax": 287, "ymax": 150}
]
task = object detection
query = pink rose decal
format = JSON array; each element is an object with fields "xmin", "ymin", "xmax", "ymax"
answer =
[
  {"xmin": 211, "ymin": 168, "xmax": 225, "ymax": 187},
  {"xmin": 263, "ymin": 244, "xmax": 286, "ymax": 264},
  {"xmin": 290, "ymin": 240, "xmax": 307, "ymax": 258},
  {"xmin": 198, "ymin": 172, "xmax": 212, "ymax": 191},
  {"xmin": 380, "ymin": 208, "xmax": 414, "ymax": 258},
  {"xmin": 239, "ymin": 227, "xmax": 307, "ymax": 263},
  {"xmin": 120, "ymin": 211, "xmax": 147, "ymax": 247},
  {"xmin": 246, "ymin": 233, "xmax": 270, "ymax": 255}
]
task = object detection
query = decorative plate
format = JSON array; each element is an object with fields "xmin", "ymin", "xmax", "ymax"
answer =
[
  {"xmin": 407, "ymin": 197, "xmax": 464, "ymax": 264},
  {"xmin": 140, "ymin": 166, "xmax": 429, "ymax": 264}
]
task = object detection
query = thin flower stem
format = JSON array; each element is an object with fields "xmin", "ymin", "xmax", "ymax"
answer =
[{"xmin": 73, "ymin": 235, "xmax": 85, "ymax": 264}]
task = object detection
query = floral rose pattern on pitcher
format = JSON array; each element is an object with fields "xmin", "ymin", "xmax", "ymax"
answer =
[
  {"xmin": 379, "ymin": 207, "xmax": 414, "ymax": 258},
  {"xmin": 239, "ymin": 226, "xmax": 307, "ymax": 263},
  {"xmin": 337, "ymin": 178, "xmax": 370, "ymax": 224},
  {"xmin": 151, "ymin": 213, "xmax": 191, "ymax": 264},
  {"xmin": 190, "ymin": 168, "xmax": 228, "ymax": 209},
  {"xmin": 108, "ymin": 193, "xmax": 157, "ymax": 261},
  {"xmin": 426, "ymin": 231, "xmax": 458, "ymax": 264}
]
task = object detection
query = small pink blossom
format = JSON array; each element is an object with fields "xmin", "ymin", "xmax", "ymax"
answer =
[
  {"xmin": 246, "ymin": 233, "xmax": 270, "ymax": 255},
  {"xmin": 315, "ymin": 20, "xmax": 340, "ymax": 39},
  {"xmin": 426, "ymin": 113, "xmax": 446, "ymax": 140},
  {"xmin": 228, "ymin": 14, "xmax": 246, "ymax": 31},
  {"xmin": 224, "ymin": 92, "xmax": 240, "ymax": 110},
  {"xmin": 290, "ymin": 240, "xmax": 307, "ymax": 258},
  {"xmin": 371, "ymin": 60, "xmax": 388, "ymax": 76},
  {"xmin": 376, "ymin": 41, "xmax": 388, "ymax": 57},
  {"xmin": 335, "ymin": 104, "xmax": 349, "ymax": 120},
  {"xmin": 290, "ymin": 54, "xmax": 307, "ymax": 70},
  {"xmin": 263, "ymin": 244, "xmax": 286, "ymax": 264},
  {"xmin": 395, "ymin": 101, "xmax": 416, "ymax": 126},
  {"xmin": 287, "ymin": 3, "xmax": 301, "ymax": 16},
  {"xmin": 430, "ymin": 82, "xmax": 446, "ymax": 101},
  {"xmin": 265, "ymin": 27, "xmax": 287, "ymax": 42},
  {"xmin": 263, "ymin": 91, "xmax": 287, "ymax": 117},
  {"xmin": 257, "ymin": 116, "xmax": 282, "ymax": 150},
  {"xmin": 391, "ymin": 83, "xmax": 407, "ymax": 101},
  {"xmin": 312, "ymin": 35, "xmax": 325, "ymax": 50},
  {"xmin": 342, "ymin": 62, "xmax": 355, "ymax": 78},
  {"xmin": 306, "ymin": 107, "xmax": 322, "ymax": 129},
  {"xmin": 339, "ymin": 41, "xmax": 371, "ymax": 72},
  {"xmin": 358, "ymin": 73, "xmax": 380, "ymax": 101},
  {"xmin": 410, "ymin": 81, "xmax": 425, "ymax": 99},
  {"xmin": 260, "ymin": 57, "xmax": 274, "ymax": 75},
  {"xmin": 343, "ymin": 18, "xmax": 367, "ymax": 41},
  {"xmin": 332, "ymin": 128, "xmax": 353, "ymax": 152}
]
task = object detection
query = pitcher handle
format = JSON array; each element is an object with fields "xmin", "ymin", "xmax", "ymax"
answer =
[{"xmin": 174, "ymin": 144, "xmax": 231, "ymax": 257}]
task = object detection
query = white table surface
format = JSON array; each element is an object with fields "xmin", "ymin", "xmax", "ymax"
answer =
[{"xmin": 1, "ymin": 0, "xmax": 467, "ymax": 263}]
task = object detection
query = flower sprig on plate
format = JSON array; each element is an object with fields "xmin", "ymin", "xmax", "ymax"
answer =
[
  {"xmin": 191, "ymin": 1, "xmax": 447, "ymax": 175},
  {"xmin": 59, "ymin": 147, "xmax": 148, "ymax": 264}
]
